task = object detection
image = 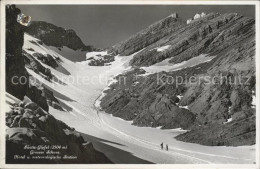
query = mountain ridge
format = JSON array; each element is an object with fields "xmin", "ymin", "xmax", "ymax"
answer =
[{"xmin": 25, "ymin": 21, "xmax": 94, "ymax": 52}]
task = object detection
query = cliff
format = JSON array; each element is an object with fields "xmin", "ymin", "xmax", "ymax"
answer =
[{"xmin": 100, "ymin": 12, "xmax": 256, "ymax": 146}]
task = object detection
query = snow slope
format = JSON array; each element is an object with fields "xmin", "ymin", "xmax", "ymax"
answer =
[{"xmin": 18, "ymin": 34, "xmax": 255, "ymax": 164}]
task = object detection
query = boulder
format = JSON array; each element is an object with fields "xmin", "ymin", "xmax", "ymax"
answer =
[
  {"xmin": 24, "ymin": 102, "xmax": 39, "ymax": 111},
  {"xmin": 18, "ymin": 117, "xmax": 31, "ymax": 128}
]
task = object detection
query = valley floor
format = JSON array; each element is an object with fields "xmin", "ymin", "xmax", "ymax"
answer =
[{"xmin": 21, "ymin": 40, "xmax": 256, "ymax": 164}]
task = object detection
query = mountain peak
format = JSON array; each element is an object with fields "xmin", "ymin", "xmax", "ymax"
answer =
[{"xmin": 25, "ymin": 21, "xmax": 93, "ymax": 51}]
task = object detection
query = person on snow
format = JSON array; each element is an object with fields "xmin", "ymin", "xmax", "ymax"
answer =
[
  {"xmin": 166, "ymin": 144, "xmax": 169, "ymax": 151},
  {"xmin": 160, "ymin": 142, "xmax": 163, "ymax": 150}
]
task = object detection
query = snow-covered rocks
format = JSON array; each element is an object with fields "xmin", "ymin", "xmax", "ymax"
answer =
[
  {"xmin": 86, "ymin": 51, "xmax": 115, "ymax": 66},
  {"xmin": 187, "ymin": 18, "xmax": 192, "ymax": 24},
  {"xmin": 194, "ymin": 13, "xmax": 201, "ymax": 20},
  {"xmin": 187, "ymin": 12, "xmax": 207, "ymax": 24},
  {"xmin": 224, "ymin": 117, "xmax": 233, "ymax": 124},
  {"xmin": 194, "ymin": 12, "xmax": 207, "ymax": 20},
  {"xmin": 201, "ymin": 12, "xmax": 206, "ymax": 17}
]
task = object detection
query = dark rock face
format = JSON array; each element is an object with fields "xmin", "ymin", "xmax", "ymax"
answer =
[
  {"xmin": 101, "ymin": 13, "xmax": 255, "ymax": 146},
  {"xmin": 6, "ymin": 5, "xmax": 28, "ymax": 100},
  {"xmin": 100, "ymin": 68, "xmax": 196, "ymax": 129},
  {"xmin": 25, "ymin": 84, "xmax": 49, "ymax": 112},
  {"xmin": 6, "ymin": 100, "xmax": 112, "ymax": 164},
  {"xmin": 26, "ymin": 21, "xmax": 93, "ymax": 51}
]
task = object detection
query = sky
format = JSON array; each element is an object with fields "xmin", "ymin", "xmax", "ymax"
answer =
[{"xmin": 17, "ymin": 5, "xmax": 255, "ymax": 48}]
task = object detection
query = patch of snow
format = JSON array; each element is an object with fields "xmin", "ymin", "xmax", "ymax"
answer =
[
  {"xmin": 137, "ymin": 72, "xmax": 153, "ymax": 77},
  {"xmin": 194, "ymin": 13, "xmax": 201, "ymax": 20},
  {"xmin": 109, "ymin": 114, "xmax": 134, "ymax": 124},
  {"xmin": 201, "ymin": 12, "xmax": 206, "ymax": 17},
  {"xmin": 142, "ymin": 54, "xmax": 215, "ymax": 74},
  {"xmin": 94, "ymin": 92, "xmax": 107, "ymax": 110},
  {"xmin": 228, "ymin": 106, "xmax": 231, "ymax": 113},
  {"xmin": 224, "ymin": 118, "xmax": 233, "ymax": 124},
  {"xmin": 179, "ymin": 105, "xmax": 189, "ymax": 110},
  {"xmin": 156, "ymin": 45, "xmax": 171, "ymax": 52},
  {"xmin": 171, "ymin": 128, "xmax": 186, "ymax": 131},
  {"xmin": 227, "ymin": 118, "xmax": 233, "ymax": 123}
]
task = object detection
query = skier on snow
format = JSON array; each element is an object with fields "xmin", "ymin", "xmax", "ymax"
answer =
[{"xmin": 160, "ymin": 142, "xmax": 163, "ymax": 150}]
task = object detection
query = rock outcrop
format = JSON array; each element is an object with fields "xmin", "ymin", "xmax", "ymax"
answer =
[{"xmin": 23, "ymin": 50, "xmax": 53, "ymax": 80}]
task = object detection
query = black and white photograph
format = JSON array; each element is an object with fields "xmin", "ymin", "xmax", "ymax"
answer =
[{"xmin": 0, "ymin": 0, "xmax": 259, "ymax": 168}]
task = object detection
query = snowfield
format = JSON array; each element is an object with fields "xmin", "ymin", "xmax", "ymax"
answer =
[
  {"xmin": 7, "ymin": 34, "xmax": 255, "ymax": 164},
  {"xmin": 141, "ymin": 54, "xmax": 215, "ymax": 73}
]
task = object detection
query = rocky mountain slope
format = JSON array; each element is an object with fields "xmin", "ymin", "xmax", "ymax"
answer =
[
  {"xmin": 112, "ymin": 13, "xmax": 254, "ymax": 67},
  {"xmin": 100, "ymin": 12, "xmax": 256, "ymax": 146},
  {"xmin": 110, "ymin": 13, "xmax": 184, "ymax": 56},
  {"xmin": 26, "ymin": 21, "xmax": 93, "ymax": 51},
  {"xmin": 5, "ymin": 5, "xmax": 112, "ymax": 164},
  {"xmin": 6, "ymin": 96, "xmax": 111, "ymax": 164}
]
